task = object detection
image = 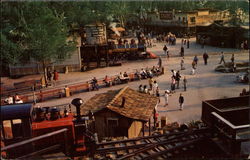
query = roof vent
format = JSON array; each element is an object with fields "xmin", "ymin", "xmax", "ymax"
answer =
[{"xmin": 121, "ymin": 97, "xmax": 126, "ymax": 108}]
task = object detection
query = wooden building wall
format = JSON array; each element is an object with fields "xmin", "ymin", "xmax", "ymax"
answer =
[
  {"xmin": 94, "ymin": 109, "xmax": 133, "ymax": 140},
  {"xmin": 9, "ymin": 48, "xmax": 81, "ymax": 76},
  {"xmin": 128, "ymin": 120, "xmax": 143, "ymax": 138}
]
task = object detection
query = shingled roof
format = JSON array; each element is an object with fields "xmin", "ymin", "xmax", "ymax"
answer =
[{"xmin": 81, "ymin": 86, "xmax": 158, "ymax": 121}]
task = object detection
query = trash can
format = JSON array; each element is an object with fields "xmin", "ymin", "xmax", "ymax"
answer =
[
  {"xmin": 64, "ymin": 66, "xmax": 69, "ymax": 74},
  {"xmin": 161, "ymin": 116, "xmax": 167, "ymax": 128},
  {"xmin": 65, "ymin": 86, "xmax": 70, "ymax": 97}
]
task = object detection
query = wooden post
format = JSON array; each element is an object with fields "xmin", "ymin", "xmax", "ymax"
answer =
[
  {"xmin": 106, "ymin": 46, "xmax": 109, "ymax": 67},
  {"xmin": 142, "ymin": 122, "xmax": 145, "ymax": 137},
  {"xmin": 153, "ymin": 108, "xmax": 156, "ymax": 129},
  {"xmin": 149, "ymin": 118, "xmax": 151, "ymax": 136}
]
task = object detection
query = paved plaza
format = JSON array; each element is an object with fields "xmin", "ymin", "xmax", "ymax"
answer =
[{"xmin": 2, "ymin": 38, "xmax": 249, "ymax": 124}]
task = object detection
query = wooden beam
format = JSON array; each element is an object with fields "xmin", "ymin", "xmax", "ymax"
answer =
[{"xmin": 1, "ymin": 128, "xmax": 68, "ymax": 151}]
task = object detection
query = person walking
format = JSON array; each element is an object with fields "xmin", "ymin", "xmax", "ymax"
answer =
[
  {"xmin": 179, "ymin": 93, "xmax": 184, "ymax": 110},
  {"xmin": 231, "ymin": 53, "xmax": 235, "ymax": 63},
  {"xmin": 180, "ymin": 46, "xmax": 184, "ymax": 57},
  {"xmin": 191, "ymin": 61, "xmax": 196, "ymax": 75},
  {"xmin": 176, "ymin": 71, "xmax": 181, "ymax": 89},
  {"xmin": 187, "ymin": 39, "xmax": 190, "ymax": 48},
  {"xmin": 219, "ymin": 52, "xmax": 226, "ymax": 64},
  {"xmin": 53, "ymin": 70, "xmax": 59, "ymax": 81},
  {"xmin": 53, "ymin": 70, "xmax": 59, "ymax": 86},
  {"xmin": 203, "ymin": 52, "xmax": 209, "ymax": 65},
  {"xmin": 180, "ymin": 58, "xmax": 185, "ymax": 70},
  {"xmin": 158, "ymin": 57, "xmax": 162, "ymax": 68},
  {"xmin": 171, "ymin": 69, "xmax": 176, "ymax": 78},
  {"xmin": 193, "ymin": 55, "xmax": 198, "ymax": 67},
  {"xmin": 170, "ymin": 76, "xmax": 176, "ymax": 93},
  {"xmin": 183, "ymin": 77, "xmax": 187, "ymax": 91},
  {"xmin": 163, "ymin": 45, "xmax": 168, "ymax": 55},
  {"xmin": 47, "ymin": 70, "xmax": 52, "ymax": 81},
  {"xmin": 164, "ymin": 90, "xmax": 170, "ymax": 106},
  {"xmin": 152, "ymin": 80, "xmax": 158, "ymax": 95}
]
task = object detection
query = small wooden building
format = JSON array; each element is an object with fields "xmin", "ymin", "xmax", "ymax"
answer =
[
  {"xmin": 81, "ymin": 86, "xmax": 158, "ymax": 140},
  {"xmin": 196, "ymin": 22, "xmax": 249, "ymax": 48}
]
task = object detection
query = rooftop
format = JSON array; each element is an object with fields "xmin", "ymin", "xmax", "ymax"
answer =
[{"xmin": 81, "ymin": 86, "xmax": 159, "ymax": 121}]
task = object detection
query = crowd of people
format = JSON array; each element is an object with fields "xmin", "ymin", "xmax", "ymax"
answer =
[
  {"xmin": 137, "ymin": 67, "xmax": 187, "ymax": 111},
  {"xmin": 90, "ymin": 66, "xmax": 163, "ymax": 91}
]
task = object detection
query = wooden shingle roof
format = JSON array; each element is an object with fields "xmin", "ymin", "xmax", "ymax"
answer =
[{"xmin": 81, "ymin": 86, "xmax": 158, "ymax": 121}]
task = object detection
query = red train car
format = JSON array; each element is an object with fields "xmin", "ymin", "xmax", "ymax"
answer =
[{"xmin": 1, "ymin": 99, "xmax": 95, "ymax": 159}]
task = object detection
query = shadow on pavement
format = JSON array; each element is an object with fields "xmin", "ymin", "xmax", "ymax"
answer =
[{"xmin": 159, "ymin": 109, "xmax": 180, "ymax": 112}]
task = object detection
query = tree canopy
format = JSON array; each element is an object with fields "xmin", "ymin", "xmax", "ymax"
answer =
[{"xmin": 1, "ymin": 0, "xmax": 249, "ymax": 70}]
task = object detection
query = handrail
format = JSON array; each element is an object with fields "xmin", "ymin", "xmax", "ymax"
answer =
[
  {"xmin": 1, "ymin": 128, "xmax": 68, "ymax": 151},
  {"xmin": 211, "ymin": 112, "xmax": 250, "ymax": 130}
]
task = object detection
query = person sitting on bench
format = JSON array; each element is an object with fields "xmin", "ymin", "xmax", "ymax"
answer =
[
  {"xmin": 119, "ymin": 72, "xmax": 129, "ymax": 83},
  {"xmin": 140, "ymin": 68, "xmax": 147, "ymax": 79},
  {"xmin": 103, "ymin": 75, "xmax": 111, "ymax": 87},
  {"xmin": 135, "ymin": 69, "xmax": 141, "ymax": 80},
  {"xmin": 91, "ymin": 77, "xmax": 99, "ymax": 90}
]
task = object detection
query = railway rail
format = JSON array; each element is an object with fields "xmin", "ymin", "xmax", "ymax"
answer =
[{"xmin": 93, "ymin": 127, "xmax": 210, "ymax": 159}]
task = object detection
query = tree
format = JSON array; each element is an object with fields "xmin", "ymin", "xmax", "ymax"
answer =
[{"xmin": 24, "ymin": 3, "xmax": 76, "ymax": 84}]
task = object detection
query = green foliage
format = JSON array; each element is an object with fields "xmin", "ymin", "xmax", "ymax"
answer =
[
  {"xmin": 1, "ymin": 2, "xmax": 76, "ymax": 67},
  {"xmin": 1, "ymin": 0, "xmax": 248, "ymax": 70}
]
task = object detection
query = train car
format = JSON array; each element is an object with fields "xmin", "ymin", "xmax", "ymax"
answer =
[{"xmin": 1, "ymin": 99, "xmax": 96, "ymax": 159}]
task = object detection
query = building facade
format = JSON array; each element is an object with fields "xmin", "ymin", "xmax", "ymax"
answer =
[{"xmin": 145, "ymin": 8, "xmax": 230, "ymax": 36}]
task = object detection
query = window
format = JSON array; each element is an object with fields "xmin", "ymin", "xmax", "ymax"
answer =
[
  {"xmin": 190, "ymin": 17, "xmax": 196, "ymax": 23},
  {"xmin": 2, "ymin": 119, "xmax": 23, "ymax": 140},
  {"xmin": 107, "ymin": 118, "xmax": 118, "ymax": 127},
  {"xmin": 3, "ymin": 120, "xmax": 13, "ymax": 139},
  {"xmin": 12, "ymin": 119, "xmax": 23, "ymax": 138}
]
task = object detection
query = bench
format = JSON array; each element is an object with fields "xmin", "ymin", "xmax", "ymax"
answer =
[
  {"xmin": 14, "ymin": 80, "xmax": 41, "ymax": 90},
  {"xmin": 37, "ymin": 89, "xmax": 63, "ymax": 102},
  {"xmin": 69, "ymin": 83, "xmax": 90, "ymax": 95}
]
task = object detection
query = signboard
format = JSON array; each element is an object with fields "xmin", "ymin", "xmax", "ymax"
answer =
[{"xmin": 159, "ymin": 12, "xmax": 173, "ymax": 20}]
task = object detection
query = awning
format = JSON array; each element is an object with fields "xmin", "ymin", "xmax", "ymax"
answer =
[{"xmin": 111, "ymin": 27, "xmax": 125, "ymax": 32}]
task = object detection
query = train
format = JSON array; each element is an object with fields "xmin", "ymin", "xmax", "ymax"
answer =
[{"xmin": 1, "ymin": 99, "xmax": 96, "ymax": 159}]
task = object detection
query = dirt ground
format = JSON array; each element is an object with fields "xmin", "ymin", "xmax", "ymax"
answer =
[{"xmin": 1, "ymin": 37, "xmax": 249, "ymax": 124}]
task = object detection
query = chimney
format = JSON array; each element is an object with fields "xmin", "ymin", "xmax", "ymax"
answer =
[
  {"xmin": 121, "ymin": 97, "xmax": 126, "ymax": 107},
  {"xmin": 71, "ymin": 98, "xmax": 84, "ymax": 121}
]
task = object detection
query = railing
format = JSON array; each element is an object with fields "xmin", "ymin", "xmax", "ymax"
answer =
[
  {"xmin": 1, "ymin": 128, "xmax": 68, "ymax": 159},
  {"xmin": 2, "ymin": 66, "xmax": 164, "ymax": 104},
  {"xmin": 211, "ymin": 112, "xmax": 250, "ymax": 139}
]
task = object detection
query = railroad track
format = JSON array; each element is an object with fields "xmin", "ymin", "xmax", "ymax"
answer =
[{"xmin": 93, "ymin": 127, "xmax": 211, "ymax": 159}]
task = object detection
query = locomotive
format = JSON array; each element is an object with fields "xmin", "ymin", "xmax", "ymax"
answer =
[{"xmin": 1, "ymin": 98, "xmax": 96, "ymax": 159}]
